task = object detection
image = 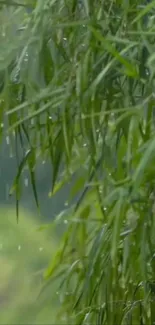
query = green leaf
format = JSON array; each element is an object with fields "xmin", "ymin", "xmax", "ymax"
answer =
[{"xmin": 9, "ymin": 149, "xmax": 33, "ymax": 221}]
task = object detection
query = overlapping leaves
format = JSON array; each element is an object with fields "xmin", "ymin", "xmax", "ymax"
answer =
[{"xmin": 1, "ymin": 0, "xmax": 155, "ymax": 324}]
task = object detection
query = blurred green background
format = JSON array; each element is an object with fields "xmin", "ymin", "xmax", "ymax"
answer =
[
  {"xmin": 0, "ymin": 206, "xmax": 61, "ymax": 324},
  {"xmin": 0, "ymin": 133, "xmax": 65, "ymax": 323}
]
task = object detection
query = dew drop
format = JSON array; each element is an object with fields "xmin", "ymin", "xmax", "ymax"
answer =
[
  {"xmin": 63, "ymin": 37, "xmax": 67, "ymax": 41},
  {"xmin": 83, "ymin": 143, "xmax": 87, "ymax": 147},
  {"xmin": 39, "ymin": 247, "xmax": 43, "ymax": 252},
  {"xmin": 64, "ymin": 201, "xmax": 68, "ymax": 207},
  {"xmin": 18, "ymin": 245, "xmax": 21, "ymax": 251},
  {"xmin": 64, "ymin": 219, "xmax": 68, "ymax": 224},
  {"xmin": 104, "ymin": 207, "xmax": 107, "ymax": 211}
]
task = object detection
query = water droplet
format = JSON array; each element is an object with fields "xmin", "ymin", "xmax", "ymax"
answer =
[
  {"xmin": 48, "ymin": 116, "xmax": 52, "ymax": 120},
  {"xmin": 83, "ymin": 143, "xmax": 87, "ymax": 147},
  {"xmin": 24, "ymin": 178, "xmax": 28, "ymax": 187},
  {"xmin": 99, "ymin": 186, "xmax": 103, "ymax": 194},
  {"xmin": 104, "ymin": 207, "xmax": 107, "ymax": 211},
  {"xmin": 1, "ymin": 123, "xmax": 4, "ymax": 129},
  {"xmin": 18, "ymin": 245, "xmax": 21, "ymax": 251},
  {"xmin": 63, "ymin": 37, "xmax": 67, "ymax": 41},
  {"xmin": 6, "ymin": 136, "xmax": 10, "ymax": 145},
  {"xmin": 64, "ymin": 201, "xmax": 68, "ymax": 207},
  {"xmin": 64, "ymin": 219, "xmax": 68, "ymax": 224},
  {"xmin": 56, "ymin": 291, "xmax": 59, "ymax": 295},
  {"xmin": 83, "ymin": 25, "xmax": 86, "ymax": 27},
  {"xmin": 24, "ymin": 52, "xmax": 29, "ymax": 62},
  {"xmin": 146, "ymin": 69, "xmax": 149, "ymax": 76},
  {"xmin": 109, "ymin": 173, "xmax": 111, "ymax": 176},
  {"xmin": 42, "ymin": 161, "xmax": 45, "ymax": 165},
  {"xmin": 96, "ymin": 129, "xmax": 100, "ymax": 133},
  {"xmin": 39, "ymin": 247, "xmax": 43, "ymax": 251}
]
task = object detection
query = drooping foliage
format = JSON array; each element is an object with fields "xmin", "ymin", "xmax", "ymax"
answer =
[{"xmin": 1, "ymin": 0, "xmax": 155, "ymax": 324}]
